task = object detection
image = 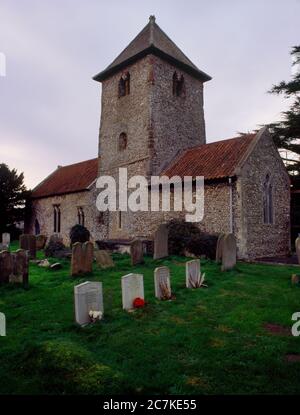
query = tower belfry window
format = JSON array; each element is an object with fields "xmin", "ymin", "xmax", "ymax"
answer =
[
  {"xmin": 172, "ymin": 71, "xmax": 185, "ymax": 97},
  {"xmin": 119, "ymin": 72, "xmax": 130, "ymax": 97}
]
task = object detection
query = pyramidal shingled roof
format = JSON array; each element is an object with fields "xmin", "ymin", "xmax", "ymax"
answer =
[{"xmin": 93, "ymin": 16, "xmax": 211, "ymax": 82}]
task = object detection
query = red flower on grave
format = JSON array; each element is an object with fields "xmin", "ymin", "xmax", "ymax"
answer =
[{"xmin": 133, "ymin": 297, "xmax": 145, "ymax": 308}]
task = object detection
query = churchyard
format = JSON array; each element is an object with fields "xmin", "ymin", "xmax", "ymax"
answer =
[{"xmin": 0, "ymin": 239, "xmax": 300, "ymax": 395}]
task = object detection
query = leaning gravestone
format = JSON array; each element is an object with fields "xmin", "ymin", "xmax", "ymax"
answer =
[
  {"xmin": 154, "ymin": 266, "xmax": 171, "ymax": 300},
  {"xmin": 186, "ymin": 259, "xmax": 201, "ymax": 288},
  {"xmin": 2, "ymin": 233, "xmax": 10, "ymax": 248},
  {"xmin": 130, "ymin": 239, "xmax": 144, "ymax": 266},
  {"xmin": 153, "ymin": 224, "xmax": 168, "ymax": 260},
  {"xmin": 221, "ymin": 233, "xmax": 237, "ymax": 271},
  {"xmin": 74, "ymin": 281, "xmax": 104, "ymax": 326},
  {"xmin": 71, "ymin": 241, "xmax": 94, "ymax": 276},
  {"xmin": 295, "ymin": 237, "xmax": 300, "ymax": 265},
  {"xmin": 95, "ymin": 250, "xmax": 114, "ymax": 269},
  {"xmin": 19, "ymin": 234, "xmax": 36, "ymax": 259},
  {"xmin": 36, "ymin": 234, "xmax": 47, "ymax": 250},
  {"xmin": 0, "ymin": 250, "xmax": 13, "ymax": 283},
  {"xmin": 216, "ymin": 233, "xmax": 225, "ymax": 263},
  {"xmin": 121, "ymin": 273, "xmax": 144, "ymax": 310}
]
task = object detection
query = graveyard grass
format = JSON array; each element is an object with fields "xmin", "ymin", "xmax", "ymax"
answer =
[{"xmin": 0, "ymin": 242, "xmax": 300, "ymax": 395}]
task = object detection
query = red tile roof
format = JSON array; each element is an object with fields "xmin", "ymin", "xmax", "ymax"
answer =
[
  {"xmin": 32, "ymin": 158, "xmax": 99, "ymax": 198},
  {"xmin": 162, "ymin": 134, "xmax": 257, "ymax": 180}
]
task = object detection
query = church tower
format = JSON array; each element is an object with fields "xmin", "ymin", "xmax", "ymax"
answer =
[{"xmin": 94, "ymin": 16, "xmax": 211, "ymax": 178}]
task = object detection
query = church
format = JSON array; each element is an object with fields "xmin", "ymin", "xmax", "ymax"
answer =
[{"xmin": 30, "ymin": 16, "xmax": 290, "ymax": 259}]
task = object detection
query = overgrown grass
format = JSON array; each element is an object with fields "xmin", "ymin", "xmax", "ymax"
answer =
[{"xmin": 0, "ymin": 241, "xmax": 300, "ymax": 394}]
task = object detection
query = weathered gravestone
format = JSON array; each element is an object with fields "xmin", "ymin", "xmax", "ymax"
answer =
[
  {"xmin": 121, "ymin": 273, "xmax": 144, "ymax": 310},
  {"xmin": 0, "ymin": 312, "xmax": 5, "ymax": 337},
  {"xmin": 216, "ymin": 233, "xmax": 225, "ymax": 263},
  {"xmin": 221, "ymin": 233, "xmax": 237, "ymax": 271},
  {"xmin": 186, "ymin": 259, "xmax": 201, "ymax": 288},
  {"xmin": 0, "ymin": 249, "xmax": 29, "ymax": 286},
  {"xmin": 74, "ymin": 281, "xmax": 104, "ymax": 326},
  {"xmin": 154, "ymin": 266, "xmax": 171, "ymax": 300},
  {"xmin": 130, "ymin": 239, "xmax": 144, "ymax": 266},
  {"xmin": 94, "ymin": 250, "xmax": 114, "ymax": 269},
  {"xmin": 36, "ymin": 234, "xmax": 47, "ymax": 250},
  {"xmin": 295, "ymin": 237, "xmax": 300, "ymax": 265},
  {"xmin": 2, "ymin": 233, "xmax": 10, "ymax": 248},
  {"xmin": 71, "ymin": 241, "xmax": 94, "ymax": 276},
  {"xmin": 153, "ymin": 224, "xmax": 168, "ymax": 260},
  {"xmin": 19, "ymin": 234, "xmax": 36, "ymax": 259}
]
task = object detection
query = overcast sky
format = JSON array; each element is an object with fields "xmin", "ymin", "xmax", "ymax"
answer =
[{"xmin": 0, "ymin": 0, "xmax": 299, "ymax": 188}]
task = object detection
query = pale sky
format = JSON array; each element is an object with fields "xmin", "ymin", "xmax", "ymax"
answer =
[{"xmin": 0, "ymin": 0, "xmax": 299, "ymax": 188}]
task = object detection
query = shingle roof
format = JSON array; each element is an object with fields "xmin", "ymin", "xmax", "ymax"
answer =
[
  {"xmin": 93, "ymin": 16, "xmax": 211, "ymax": 82},
  {"xmin": 32, "ymin": 158, "xmax": 99, "ymax": 199},
  {"xmin": 162, "ymin": 134, "xmax": 257, "ymax": 180}
]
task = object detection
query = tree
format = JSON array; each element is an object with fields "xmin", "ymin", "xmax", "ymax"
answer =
[
  {"xmin": 268, "ymin": 46, "xmax": 300, "ymax": 173},
  {"xmin": 0, "ymin": 163, "xmax": 28, "ymax": 234}
]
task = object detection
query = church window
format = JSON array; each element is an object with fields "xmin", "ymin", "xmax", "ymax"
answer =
[
  {"xmin": 53, "ymin": 205, "xmax": 61, "ymax": 233},
  {"xmin": 77, "ymin": 207, "xmax": 85, "ymax": 227},
  {"xmin": 172, "ymin": 71, "xmax": 185, "ymax": 97},
  {"xmin": 118, "ymin": 211, "xmax": 122, "ymax": 229},
  {"xmin": 263, "ymin": 174, "xmax": 273, "ymax": 224},
  {"xmin": 118, "ymin": 132, "xmax": 127, "ymax": 151},
  {"xmin": 118, "ymin": 72, "xmax": 130, "ymax": 97},
  {"xmin": 98, "ymin": 212, "xmax": 104, "ymax": 225}
]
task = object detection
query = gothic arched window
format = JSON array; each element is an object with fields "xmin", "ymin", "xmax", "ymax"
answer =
[
  {"xmin": 172, "ymin": 71, "xmax": 185, "ymax": 97},
  {"xmin": 77, "ymin": 207, "xmax": 85, "ymax": 227},
  {"xmin": 263, "ymin": 174, "xmax": 273, "ymax": 224},
  {"xmin": 118, "ymin": 72, "xmax": 130, "ymax": 97},
  {"xmin": 118, "ymin": 132, "xmax": 127, "ymax": 151},
  {"xmin": 53, "ymin": 205, "xmax": 61, "ymax": 233}
]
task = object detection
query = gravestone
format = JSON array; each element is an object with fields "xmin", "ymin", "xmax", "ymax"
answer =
[
  {"xmin": 71, "ymin": 241, "xmax": 94, "ymax": 276},
  {"xmin": 186, "ymin": 259, "xmax": 201, "ymax": 288},
  {"xmin": 130, "ymin": 239, "xmax": 144, "ymax": 266},
  {"xmin": 216, "ymin": 233, "xmax": 225, "ymax": 263},
  {"xmin": 2, "ymin": 233, "xmax": 10, "ymax": 248},
  {"xmin": 0, "ymin": 249, "xmax": 29, "ymax": 286},
  {"xmin": 153, "ymin": 224, "xmax": 168, "ymax": 260},
  {"xmin": 74, "ymin": 281, "xmax": 104, "ymax": 326},
  {"xmin": 154, "ymin": 266, "xmax": 171, "ymax": 300},
  {"xmin": 36, "ymin": 234, "xmax": 47, "ymax": 250},
  {"xmin": 121, "ymin": 273, "xmax": 144, "ymax": 310},
  {"xmin": 95, "ymin": 250, "xmax": 114, "ymax": 269},
  {"xmin": 19, "ymin": 234, "xmax": 36, "ymax": 259},
  {"xmin": 221, "ymin": 233, "xmax": 237, "ymax": 271},
  {"xmin": 0, "ymin": 312, "xmax": 5, "ymax": 337},
  {"xmin": 296, "ymin": 237, "xmax": 300, "ymax": 265}
]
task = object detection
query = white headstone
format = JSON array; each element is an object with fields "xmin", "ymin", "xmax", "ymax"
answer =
[
  {"xmin": 154, "ymin": 266, "xmax": 171, "ymax": 299},
  {"xmin": 2, "ymin": 233, "xmax": 10, "ymax": 248},
  {"xmin": 74, "ymin": 281, "xmax": 103, "ymax": 326},
  {"xmin": 186, "ymin": 259, "xmax": 201, "ymax": 288},
  {"xmin": 121, "ymin": 273, "xmax": 144, "ymax": 310},
  {"xmin": 0, "ymin": 312, "xmax": 6, "ymax": 336}
]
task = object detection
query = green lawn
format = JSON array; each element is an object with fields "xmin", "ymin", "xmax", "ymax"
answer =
[{"xmin": 0, "ymin": 241, "xmax": 300, "ymax": 395}]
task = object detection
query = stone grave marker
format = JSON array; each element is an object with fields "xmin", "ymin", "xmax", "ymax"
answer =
[
  {"xmin": 71, "ymin": 241, "xmax": 94, "ymax": 276},
  {"xmin": 95, "ymin": 250, "xmax": 114, "ymax": 269},
  {"xmin": 36, "ymin": 234, "xmax": 47, "ymax": 250},
  {"xmin": 130, "ymin": 239, "xmax": 144, "ymax": 266},
  {"xmin": 19, "ymin": 234, "xmax": 36, "ymax": 259},
  {"xmin": 0, "ymin": 249, "xmax": 29, "ymax": 286},
  {"xmin": 2, "ymin": 233, "xmax": 10, "ymax": 248},
  {"xmin": 0, "ymin": 250, "xmax": 13, "ymax": 284},
  {"xmin": 0, "ymin": 312, "xmax": 5, "ymax": 337},
  {"xmin": 154, "ymin": 266, "xmax": 171, "ymax": 300},
  {"xmin": 74, "ymin": 281, "xmax": 103, "ymax": 326},
  {"xmin": 121, "ymin": 273, "xmax": 144, "ymax": 310},
  {"xmin": 186, "ymin": 259, "xmax": 201, "ymax": 288},
  {"xmin": 221, "ymin": 233, "xmax": 237, "ymax": 271},
  {"xmin": 216, "ymin": 233, "xmax": 225, "ymax": 263},
  {"xmin": 153, "ymin": 224, "xmax": 168, "ymax": 260}
]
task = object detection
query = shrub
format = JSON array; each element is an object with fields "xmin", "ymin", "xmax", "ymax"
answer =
[
  {"xmin": 69, "ymin": 224, "xmax": 90, "ymax": 246},
  {"xmin": 167, "ymin": 219, "xmax": 218, "ymax": 259}
]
